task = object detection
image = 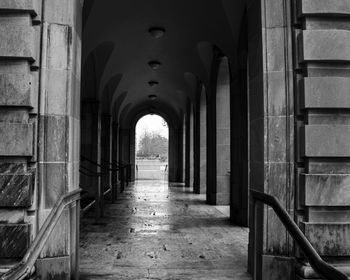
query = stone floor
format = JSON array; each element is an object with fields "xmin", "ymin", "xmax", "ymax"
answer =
[{"xmin": 80, "ymin": 180, "xmax": 252, "ymax": 280}]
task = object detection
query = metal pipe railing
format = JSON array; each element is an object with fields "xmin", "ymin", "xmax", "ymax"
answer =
[
  {"xmin": 80, "ymin": 156, "xmax": 129, "ymax": 216},
  {"xmin": 1, "ymin": 189, "xmax": 82, "ymax": 280},
  {"xmin": 250, "ymin": 190, "xmax": 348, "ymax": 280}
]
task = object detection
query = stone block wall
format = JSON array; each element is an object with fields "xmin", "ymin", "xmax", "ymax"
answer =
[
  {"xmin": 296, "ymin": 0, "xmax": 350, "ymax": 278},
  {"xmin": 0, "ymin": 1, "xmax": 38, "ymax": 263},
  {"xmin": 0, "ymin": 0, "xmax": 82, "ymax": 278}
]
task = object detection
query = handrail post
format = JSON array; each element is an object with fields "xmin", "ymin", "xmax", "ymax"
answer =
[
  {"xmin": 126, "ymin": 164, "xmax": 130, "ymax": 186},
  {"xmin": 96, "ymin": 174, "xmax": 103, "ymax": 218},
  {"xmin": 111, "ymin": 162, "xmax": 116, "ymax": 204},
  {"xmin": 252, "ymin": 197, "xmax": 257, "ymax": 280},
  {"xmin": 121, "ymin": 166, "xmax": 125, "ymax": 192},
  {"xmin": 75, "ymin": 199, "xmax": 80, "ymax": 280}
]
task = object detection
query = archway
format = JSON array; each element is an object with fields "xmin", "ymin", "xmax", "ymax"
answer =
[
  {"xmin": 0, "ymin": 1, "xmax": 306, "ymax": 280},
  {"xmin": 135, "ymin": 114, "xmax": 169, "ymax": 181}
]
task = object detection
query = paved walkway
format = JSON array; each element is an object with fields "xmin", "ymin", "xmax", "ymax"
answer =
[{"xmin": 80, "ymin": 180, "xmax": 251, "ymax": 280}]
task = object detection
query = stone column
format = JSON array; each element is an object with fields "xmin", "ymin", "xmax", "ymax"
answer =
[
  {"xmin": 119, "ymin": 128, "xmax": 130, "ymax": 187},
  {"xmin": 189, "ymin": 105, "xmax": 195, "ymax": 189},
  {"xmin": 111, "ymin": 121, "xmax": 119, "ymax": 200},
  {"xmin": 230, "ymin": 21, "xmax": 249, "ymax": 226},
  {"xmin": 185, "ymin": 103, "xmax": 191, "ymax": 187},
  {"xmin": 199, "ymin": 86, "xmax": 207, "ymax": 194},
  {"xmin": 215, "ymin": 57, "xmax": 231, "ymax": 205},
  {"xmin": 168, "ymin": 127, "xmax": 183, "ymax": 182},
  {"xmin": 182, "ymin": 114, "xmax": 186, "ymax": 183},
  {"xmin": 247, "ymin": 0, "xmax": 295, "ymax": 279},
  {"xmin": 101, "ymin": 114, "xmax": 112, "ymax": 193},
  {"xmin": 193, "ymin": 91, "xmax": 201, "ymax": 194},
  {"xmin": 40, "ymin": 1, "xmax": 83, "ymax": 277},
  {"xmin": 81, "ymin": 99, "xmax": 102, "ymax": 217},
  {"xmin": 206, "ymin": 78, "xmax": 217, "ymax": 205},
  {"xmin": 129, "ymin": 128, "xmax": 136, "ymax": 182}
]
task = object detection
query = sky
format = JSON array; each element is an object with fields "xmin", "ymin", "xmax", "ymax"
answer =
[{"xmin": 136, "ymin": 114, "xmax": 169, "ymax": 150}]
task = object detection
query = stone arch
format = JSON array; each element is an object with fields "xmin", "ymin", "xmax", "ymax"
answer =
[{"xmin": 118, "ymin": 102, "xmax": 183, "ymax": 183}]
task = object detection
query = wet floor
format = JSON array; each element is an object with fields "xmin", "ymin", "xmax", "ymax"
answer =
[{"xmin": 80, "ymin": 180, "xmax": 251, "ymax": 280}]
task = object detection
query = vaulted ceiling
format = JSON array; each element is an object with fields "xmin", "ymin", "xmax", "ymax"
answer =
[{"xmin": 82, "ymin": 0, "xmax": 246, "ymax": 126}]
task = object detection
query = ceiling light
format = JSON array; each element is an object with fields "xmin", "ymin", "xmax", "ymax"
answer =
[
  {"xmin": 148, "ymin": 81, "xmax": 159, "ymax": 88},
  {"xmin": 149, "ymin": 27, "xmax": 165, "ymax": 38},
  {"xmin": 148, "ymin": 94, "xmax": 157, "ymax": 100},
  {"xmin": 148, "ymin": 61, "xmax": 162, "ymax": 70}
]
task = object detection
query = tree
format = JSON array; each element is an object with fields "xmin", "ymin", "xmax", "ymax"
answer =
[{"xmin": 136, "ymin": 130, "xmax": 168, "ymax": 160}]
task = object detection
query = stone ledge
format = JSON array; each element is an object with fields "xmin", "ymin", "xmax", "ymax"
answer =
[
  {"xmin": 0, "ymin": 73, "xmax": 32, "ymax": 107},
  {"xmin": 0, "ymin": 224, "xmax": 30, "ymax": 258},
  {"xmin": 301, "ymin": 222, "xmax": 350, "ymax": 256},
  {"xmin": 299, "ymin": 0, "xmax": 350, "ymax": 17},
  {"xmin": 301, "ymin": 77, "xmax": 350, "ymax": 109},
  {"xmin": 302, "ymin": 125, "xmax": 350, "ymax": 157},
  {"xmin": 300, "ymin": 30, "xmax": 350, "ymax": 62},
  {"xmin": 0, "ymin": 173, "xmax": 33, "ymax": 207},
  {"xmin": 0, "ymin": 24, "xmax": 35, "ymax": 61},
  {"xmin": 0, "ymin": 123, "xmax": 34, "ymax": 156},
  {"xmin": 301, "ymin": 173, "xmax": 350, "ymax": 206},
  {"xmin": 0, "ymin": 0, "xmax": 38, "ymax": 16},
  {"xmin": 296, "ymin": 261, "xmax": 350, "ymax": 279}
]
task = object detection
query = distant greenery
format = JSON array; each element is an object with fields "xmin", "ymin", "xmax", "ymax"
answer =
[{"xmin": 136, "ymin": 131, "xmax": 168, "ymax": 161}]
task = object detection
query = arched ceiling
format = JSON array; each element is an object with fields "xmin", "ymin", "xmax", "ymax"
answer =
[{"xmin": 82, "ymin": 0, "xmax": 246, "ymax": 125}]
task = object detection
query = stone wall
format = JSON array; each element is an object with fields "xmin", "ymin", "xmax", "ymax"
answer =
[
  {"xmin": 0, "ymin": 0, "xmax": 82, "ymax": 278},
  {"xmin": 0, "ymin": 1, "xmax": 38, "ymax": 262},
  {"xmin": 296, "ymin": 0, "xmax": 350, "ymax": 278}
]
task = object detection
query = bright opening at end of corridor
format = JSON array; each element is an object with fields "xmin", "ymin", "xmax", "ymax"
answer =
[{"xmin": 136, "ymin": 115, "xmax": 169, "ymax": 181}]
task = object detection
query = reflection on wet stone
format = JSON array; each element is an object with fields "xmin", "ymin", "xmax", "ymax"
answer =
[{"xmin": 80, "ymin": 180, "xmax": 251, "ymax": 280}]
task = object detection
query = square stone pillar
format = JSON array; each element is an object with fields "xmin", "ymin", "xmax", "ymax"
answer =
[
  {"xmin": 101, "ymin": 114, "xmax": 112, "ymax": 192},
  {"xmin": 199, "ymin": 86, "xmax": 207, "ymax": 194},
  {"xmin": 247, "ymin": 0, "xmax": 295, "ymax": 279},
  {"xmin": 81, "ymin": 99, "xmax": 102, "ymax": 217},
  {"xmin": 37, "ymin": 0, "xmax": 83, "ymax": 278},
  {"xmin": 185, "ymin": 101, "xmax": 192, "ymax": 188}
]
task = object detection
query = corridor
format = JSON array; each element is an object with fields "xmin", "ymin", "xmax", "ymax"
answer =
[{"xmin": 80, "ymin": 181, "xmax": 251, "ymax": 280}]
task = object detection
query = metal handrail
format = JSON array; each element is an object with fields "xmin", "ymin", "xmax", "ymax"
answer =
[
  {"xmin": 1, "ymin": 189, "xmax": 81, "ymax": 280},
  {"xmin": 80, "ymin": 165, "xmax": 109, "ymax": 176},
  {"xmin": 81, "ymin": 155, "xmax": 126, "ymax": 170},
  {"xmin": 250, "ymin": 190, "xmax": 348, "ymax": 280}
]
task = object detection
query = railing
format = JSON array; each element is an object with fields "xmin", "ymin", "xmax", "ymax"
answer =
[
  {"xmin": 1, "ymin": 189, "xmax": 81, "ymax": 280},
  {"xmin": 80, "ymin": 156, "xmax": 131, "ymax": 216},
  {"xmin": 250, "ymin": 190, "xmax": 348, "ymax": 280}
]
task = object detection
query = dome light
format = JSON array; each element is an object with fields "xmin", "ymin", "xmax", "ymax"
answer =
[
  {"xmin": 148, "ymin": 61, "xmax": 162, "ymax": 70},
  {"xmin": 148, "ymin": 81, "xmax": 159, "ymax": 88},
  {"xmin": 148, "ymin": 94, "xmax": 157, "ymax": 100},
  {"xmin": 148, "ymin": 27, "xmax": 165, "ymax": 38}
]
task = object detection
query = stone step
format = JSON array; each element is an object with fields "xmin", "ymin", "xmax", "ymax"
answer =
[
  {"xmin": 0, "ymin": 261, "xmax": 39, "ymax": 279},
  {"xmin": 296, "ymin": 261, "xmax": 350, "ymax": 279},
  {"xmin": 0, "ymin": 260, "xmax": 18, "ymax": 276}
]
